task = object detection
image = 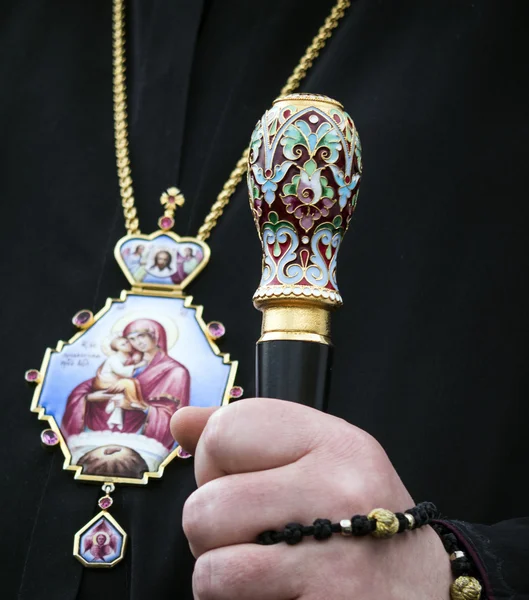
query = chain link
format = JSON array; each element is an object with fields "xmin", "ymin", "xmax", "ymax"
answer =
[
  {"xmin": 112, "ymin": 0, "xmax": 351, "ymax": 238},
  {"xmin": 113, "ymin": 0, "xmax": 140, "ymax": 234},
  {"xmin": 279, "ymin": 0, "xmax": 351, "ymax": 98}
]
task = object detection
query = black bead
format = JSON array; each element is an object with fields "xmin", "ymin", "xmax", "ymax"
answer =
[
  {"xmin": 257, "ymin": 530, "xmax": 278, "ymax": 545},
  {"xmin": 283, "ymin": 522, "xmax": 304, "ymax": 545},
  {"xmin": 313, "ymin": 518, "xmax": 333, "ymax": 540}
]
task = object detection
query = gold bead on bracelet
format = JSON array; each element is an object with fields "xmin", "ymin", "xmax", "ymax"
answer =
[
  {"xmin": 368, "ymin": 508, "xmax": 400, "ymax": 539},
  {"xmin": 450, "ymin": 575, "xmax": 482, "ymax": 600}
]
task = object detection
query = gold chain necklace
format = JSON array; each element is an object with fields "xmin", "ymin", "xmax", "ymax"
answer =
[
  {"xmin": 26, "ymin": 0, "xmax": 351, "ymax": 569},
  {"xmin": 113, "ymin": 0, "xmax": 351, "ymax": 238}
]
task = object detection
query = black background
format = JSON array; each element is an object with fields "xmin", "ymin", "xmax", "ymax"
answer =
[{"xmin": 1, "ymin": 1, "xmax": 528, "ymax": 598}]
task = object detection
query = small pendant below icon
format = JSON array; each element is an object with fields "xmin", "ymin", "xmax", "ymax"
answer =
[{"xmin": 73, "ymin": 484, "xmax": 127, "ymax": 568}]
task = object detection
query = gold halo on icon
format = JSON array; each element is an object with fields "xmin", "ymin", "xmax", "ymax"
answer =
[{"xmin": 109, "ymin": 311, "xmax": 179, "ymax": 350}]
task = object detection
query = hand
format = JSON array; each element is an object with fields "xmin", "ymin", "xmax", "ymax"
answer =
[
  {"xmin": 119, "ymin": 397, "xmax": 149, "ymax": 411},
  {"xmin": 85, "ymin": 390, "xmax": 115, "ymax": 402},
  {"xmin": 171, "ymin": 398, "xmax": 452, "ymax": 600},
  {"xmin": 130, "ymin": 400, "xmax": 150, "ymax": 411},
  {"xmin": 112, "ymin": 393, "xmax": 132, "ymax": 410}
]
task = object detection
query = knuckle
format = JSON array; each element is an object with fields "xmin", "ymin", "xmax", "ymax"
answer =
[
  {"xmin": 351, "ymin": 425, "xmax": 384, "ymax": 455},
  {"xmin": 327, "ymin": 417, "xmax": 385, "ymax": 461},
  {"xmin": 193, "ymin": 549, "xmax": 277, "ymax": 599},
  {"xmin": 183, "ymin": 480, "xmax": 229, "ymax": 557},
  {"xmin": 182, "ymin": 489, "xmax": 208, "ymax": 546},
  {"xmin": 199, "ymin": 399, "xmax": 253, "ymax": 458},
  {"xmin": 200, "ymin": 404, "xmax": 231, "ymax": 457},
  {"xmin": 312, "ymin": 419, "xmax": 395, "ymax": 510},
  {"xmin": 193, "ymin": 553, "xmax": 215, "ymax": 599}
]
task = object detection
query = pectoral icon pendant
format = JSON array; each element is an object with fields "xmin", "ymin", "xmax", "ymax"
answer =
[{"xmin": 26, "ymin": 189, "xmax": 242, "ymax": 567}]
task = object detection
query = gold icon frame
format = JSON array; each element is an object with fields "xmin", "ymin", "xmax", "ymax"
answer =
[{"xmin": 30, "ymin": 288, "xmax": 237, "ymax": 486}]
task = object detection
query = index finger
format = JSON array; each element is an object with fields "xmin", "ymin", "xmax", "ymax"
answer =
[{"xmin": 194, "ymin": 397, "xmax": 346, "ymax": 486}]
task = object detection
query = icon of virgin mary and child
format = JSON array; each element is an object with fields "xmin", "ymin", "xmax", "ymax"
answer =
[{"xmin": 61, "ymin": 318, "xmax": 189, "ymax": 479}]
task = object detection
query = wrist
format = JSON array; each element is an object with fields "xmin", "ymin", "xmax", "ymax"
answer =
[
  {"xmin": 431, "ymin": 522, "xmax": 485, "ymax": 600},
  {"xmin": 424, "ymin": 525, "xmax": 454, "ymax": 600}
]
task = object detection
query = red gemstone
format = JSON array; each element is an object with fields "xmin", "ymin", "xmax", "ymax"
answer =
[
  {"xmin": 207, "ymin": 321, "xmax": 226, "ymax": 339},
  {"xmin": 25, "ymin": 369, "xmax": 40, "ymax": 382},
  {"xmin": 98, "ymin": 496, "xmax": 113, "ymax": 510},
  {"xmin": 333, "ymin": 114, "xmax": 341, "ymax": 123},
  {"xmin": 265, "ymin": 169, "xmax": 272, "ymax": 178},
  {"xmin": 41, "ymin": 429, "xmax": 59, "ymax": 446},
  {"xmin": 159, "ymin": 216, "xmax": 174, "ymax": 230},
  {"xmin": 345, "ymin": 175, "xmax": 351, "ymax": 184},
  {"xmin": 73, "ymin": 310, "xmax": 92, "ymax": 326},
  {"xmin": 230, "ymin": 386, "xmax": 244, "ymax": 399},
  {"xmin": 284, "ymin": 109, "xmax": 291, "ymax": 118}
]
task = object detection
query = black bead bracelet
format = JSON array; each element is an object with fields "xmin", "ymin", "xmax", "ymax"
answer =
[
  {"xmin": 257, "ymin": 501, "xmax": 439, "ymax": 546},
  {"xmin": 431, "ymin": 523, "xmax": 483, "ymax": 600}
]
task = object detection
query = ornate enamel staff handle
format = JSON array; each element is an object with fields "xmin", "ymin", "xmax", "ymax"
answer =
[{"xmin": 247, "ymin": 94, "xmax": 362, "ymax": 411}]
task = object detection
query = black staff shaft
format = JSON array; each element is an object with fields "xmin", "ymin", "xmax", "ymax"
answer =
[{"xmin": 256, "ymin": 340, "xmax": 332, "ymax": 412}]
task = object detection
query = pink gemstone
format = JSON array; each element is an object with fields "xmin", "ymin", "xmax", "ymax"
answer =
[
  {"xmin": 230, "ymin": 386, "xmax": 244, "ymax": 399},
  {"xmin": 166, "ymin": 195, "xmax": 176, "ymax": 205},
  {"xmin": 73, "ymin": 310, "xmax": 92, "ymax": 326},
  {"xmin": 284, "ymin": 109, "xmax": 292, "ymax": 118},
  {"xmin": 160, "ymin": 216, "xmax": 174, "ymax": 230},
  {"xmin": 207, "ymin": 321, "xmax": 225, "ymax": 339},
  {"xmin": 25, "ymin": 369, "xmax": 40, "ymax": 382},
  {"xmin": 41, "ymin": 429, "xmax": 59, "ymax": 446},
  {"xmin": 333, "ymin": 113, "xmax": 341, "ymax": 123},
  {"xmin": 98, "ymin": 496, "xmax": 113, "ymax": 510}
]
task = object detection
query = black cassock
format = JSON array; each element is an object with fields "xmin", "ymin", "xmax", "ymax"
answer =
[{"xmin": 2, "ymin": 1, "xmax": 528, "ymax": 598}]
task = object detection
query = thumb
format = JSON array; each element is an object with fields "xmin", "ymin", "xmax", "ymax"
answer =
[{"xmin": 170, "ymin": 406, "xmax": 218, "ymax": 455}]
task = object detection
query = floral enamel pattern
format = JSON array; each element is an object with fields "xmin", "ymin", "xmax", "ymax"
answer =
[{"xmin": 248, "ymin": 95, "xmax": 362, "ymax": 305}]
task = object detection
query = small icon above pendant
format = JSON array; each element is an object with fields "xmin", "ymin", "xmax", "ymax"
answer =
[{"xmin": 114, "ymin": 230, "xmax": 210, "ymax": 292}]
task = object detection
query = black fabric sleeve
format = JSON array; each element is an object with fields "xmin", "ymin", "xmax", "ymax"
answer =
[{"xmin": 437, "ymin": 518, "xmax": 529, "ymax": 600}]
